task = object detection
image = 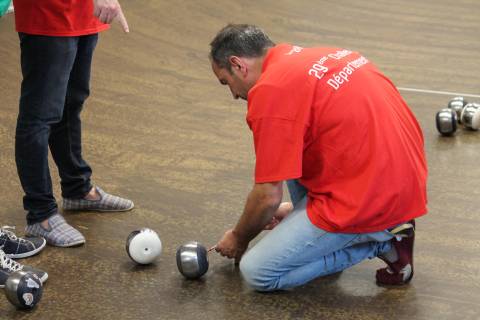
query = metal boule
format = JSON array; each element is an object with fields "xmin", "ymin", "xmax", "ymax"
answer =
[
  {"xmin": 448, "ymin": 100, "xmax": 465, "ymax": 123},
  {"xmin": 448, "ymin": 96, "xmax": 468, "ymax": 107},
  {"xmin": 4, "ymin": 271, "xmax": 43, "ymax": 310},
  {"xmin": 176, "ymin": 241, "xmax": 209, "ymax": 279},
  {"xmin": 436, "ymin": 108, "xmax": 457, "ymax": 136},
  {"xmin": 461, "ymin": 103, "xmax": 480, "ymax": 130}
]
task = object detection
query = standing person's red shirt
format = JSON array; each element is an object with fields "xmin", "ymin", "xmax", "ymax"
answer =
[
  {"xmin": 13, "ymin": 0, "xmax": 109, "ymax": 36},
  {"xmin": 247, "ymin": 44, "xmax": 428, "ymax": 233}
]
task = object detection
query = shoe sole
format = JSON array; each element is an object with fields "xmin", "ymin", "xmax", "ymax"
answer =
[
  {"xmin": 5, "ymin": 238, "xmax": 47, "ymax": 259},
  {"xmin": 62, "ymin": 203, "xmax": 135, "ymax": 212},
  {"xmin": 48, "ymin": 239, "xmax": 85, "ymax": 248},
  {"xmin": 389, "ymin": 223, "xmax": 415, "ymax": 237}
]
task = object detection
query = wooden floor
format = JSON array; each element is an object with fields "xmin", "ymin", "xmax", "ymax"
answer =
[{"xmin": 0, "ymin": 0, "xmax": 479, "ymax": 319}]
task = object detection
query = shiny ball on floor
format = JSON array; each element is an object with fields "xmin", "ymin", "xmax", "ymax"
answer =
[
  {"xmin": 5, "ymin": 271, "xmax": 43, "ymax": 310},
  {"xmin": 176, "ymin": 241, "xmax": 209, "ymax": 279}
]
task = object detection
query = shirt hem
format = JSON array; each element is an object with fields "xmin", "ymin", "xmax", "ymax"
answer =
[
  {"xmin": 16, "ymin": 25, "xmax": 110, "ymax": 37},
  {"xmin": 307, "ymin": 208, "xmax": 428, "ymax": 233},
  {"xmin": 255, "ymin": 172, "xmax": 302, "ymax": 184}
]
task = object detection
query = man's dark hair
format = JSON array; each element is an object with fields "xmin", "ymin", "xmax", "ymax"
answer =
[{"xmin": 210, "ymin": 24, "xmax": 275, "ymax": 71}]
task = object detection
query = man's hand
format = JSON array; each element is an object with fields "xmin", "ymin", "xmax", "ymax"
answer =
[
  {"xmin": 215, "ymin": 229, "xmax": 249, "ymax": 264},
  {"xmin": 263, "ymin": 202, "xmax": 293, "ymax": 230},
  {"xmin": 93, "ymin": 0, "xmax": 129, "ymax": 33}
]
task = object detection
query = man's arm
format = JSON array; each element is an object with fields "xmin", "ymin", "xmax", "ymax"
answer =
[
  {"xmin": 215, "ymin": 181, "xmax": 283, "ymax": 262},
  {"xmin": 234, "ymin": 181, "xmax": 284, "ymax": 241}
]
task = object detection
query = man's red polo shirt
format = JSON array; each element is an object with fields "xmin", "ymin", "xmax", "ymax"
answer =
[
  {"xmin": 247, "ymin": 44, "xmax": 427, "ymax": 233},
  {"xmin": 13, "ymin": 0, "xmax": 109, "ymax": 36}
]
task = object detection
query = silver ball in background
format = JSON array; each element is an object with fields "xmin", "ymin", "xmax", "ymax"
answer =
[
  {"xmin": 126, "ymin": 228, "xmax": 162, "ymax": 265},
  {"xmin": 436, "ymin": 108, "xmax": 457, "ymax": 136},
  {"xmin": 5, "ymin": 271, "xmax": 43, "ymax": 310},
  {"xmin": 176, "ymin": 241, "xmax": 209, "ymax": 279},
  {"xmin": 448, "ymin": 100, "xmax": 466, "ymax": 123},
  {"xmin": 448, "ymin": 96, "xmax": 468, "ymax": 107},
  {"xmin": 461, "ymin": 103, "xmax": 480, "ymax": 130}
]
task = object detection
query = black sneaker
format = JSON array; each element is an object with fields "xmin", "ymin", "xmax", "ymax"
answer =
[
  {"xmin": 0, "ymin": 249, "xmax": 48, "ymax": 288},
  {"xmin": 0, "ymin": 226, "xmax": 46, "ymax": 259}
]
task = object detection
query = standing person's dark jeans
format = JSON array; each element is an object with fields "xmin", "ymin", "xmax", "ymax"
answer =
[{"xmin": 16, "ymin": 33, "xmax": 98, "ymax": 225}]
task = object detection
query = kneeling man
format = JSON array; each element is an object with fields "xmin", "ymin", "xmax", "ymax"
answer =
[{"xmin": 210, "ymin": 24, "xmax": 427, "ymax": 291}]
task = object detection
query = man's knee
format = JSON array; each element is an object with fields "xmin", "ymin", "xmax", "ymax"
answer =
[
  {"xmin": 17, "ymin": 99, "xmax": 65, "ymax": 126},
  {"xmin": 239, "ymin": 252, "xmax": 280, "ymax": 292},
  {"xmin": 66, "ymin": 87, "xmax": 90, "ymax": 109}
]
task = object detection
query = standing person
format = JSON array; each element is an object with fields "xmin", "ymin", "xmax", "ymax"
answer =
[
  {"xmin": 210, "ymin": 24, "xmax": 427, "ymax": 291},
  {"xmin": 13, "ymin": 0, "xmax": 133, "ymax": 247}
]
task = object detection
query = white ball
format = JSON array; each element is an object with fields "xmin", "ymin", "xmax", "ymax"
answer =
[{"xmin": 126, "ymin": 228, "xmax": 162, "ymax": 264}]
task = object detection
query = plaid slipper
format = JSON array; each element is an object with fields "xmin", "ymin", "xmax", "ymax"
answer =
[
  {"xmin": 25, "ymin": 214, "xmax": 85, "ymax": 247},
  {"xmin": 62, "ymin": 186, "xmax": 134, "ymax": 212}
]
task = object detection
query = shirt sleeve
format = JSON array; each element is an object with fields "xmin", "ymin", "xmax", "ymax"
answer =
[
  {"xmin": 249, "ymin": 116, "xmax": 304, "ymax": 183},
  {"xmin": 247, "ymin": 77, "xmax": 313, "ymax": 183}
]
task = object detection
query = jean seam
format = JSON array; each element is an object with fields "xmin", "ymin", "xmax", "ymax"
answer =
[{"xmin": 341, "ymin": 234, "xmax": 361, "ymax": 248}]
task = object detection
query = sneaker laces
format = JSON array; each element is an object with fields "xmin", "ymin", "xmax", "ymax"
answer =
[
  {"xmin": 0, "ymin": 226, "xmax": 28, "ymax": 244},
  {"xmin": 0, "ymin": 249, "xmax": 24, "ymax": 272}
]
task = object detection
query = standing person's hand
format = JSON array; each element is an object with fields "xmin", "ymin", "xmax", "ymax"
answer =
[
  {"xmin": 93, "ymin": 0, "xmax": 129, "ymax": 33},
  {"xmin": 215, "ymin": 229, "xmax": 248, "ymax": 264}
]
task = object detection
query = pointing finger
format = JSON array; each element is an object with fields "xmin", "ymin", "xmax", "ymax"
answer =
[{"xmin": 116, "ymin": 9, "xmax": 129, "ymax": 33}]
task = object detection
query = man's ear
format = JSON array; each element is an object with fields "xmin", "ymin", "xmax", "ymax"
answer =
[{"xmin": 229, "ymin": 56, "xmax": 245, "ymax": 74}]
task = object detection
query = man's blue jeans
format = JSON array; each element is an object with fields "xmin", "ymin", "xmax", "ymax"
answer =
[
  {"xmin": 16, "ymin": 33, "xmax": 98, "ymax": 224},
  {"xmin": 239, "ymin": 180, "xmax": 394, "ymax": 291}
]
